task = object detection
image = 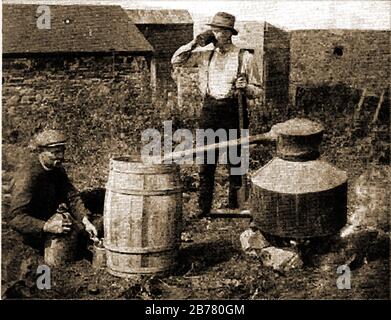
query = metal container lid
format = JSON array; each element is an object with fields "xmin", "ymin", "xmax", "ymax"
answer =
[
  {"xmin": 271, "ymin": 118, "xmax": 324, "ymax": 161},
  {"xmin": 272, "ymin": 118, "xmax": 324, "ymax": 137}
]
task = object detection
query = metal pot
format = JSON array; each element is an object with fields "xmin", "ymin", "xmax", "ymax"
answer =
[{"xmin": 250, "ymin": 118, "xmax": 348, "ymax": 239}]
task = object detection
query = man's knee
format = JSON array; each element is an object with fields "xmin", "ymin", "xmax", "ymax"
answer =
[{"xmin": 2, "ymin": 232, "xmax": 42, "ymax": 287}]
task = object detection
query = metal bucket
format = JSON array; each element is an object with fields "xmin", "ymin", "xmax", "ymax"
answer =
[
  {"xmin": 44, "ymin": 213, "xmax": 78, "ymax": 267},
  {"xmin": 91, "ymin": 240, "xmax": 106, "ymax": 270}
]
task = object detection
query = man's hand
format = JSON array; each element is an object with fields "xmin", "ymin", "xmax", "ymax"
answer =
[
  {"xmin": 82, "ymin": 216, "xmax": 98, "ymax": 239},
  {"xmin": 195, "ymin": 30, "xmax": 217, "ymax": 47},
  {"xmin": 189, "ymin": 38, "xmax": 199, "ymax": 50},
  {"xmin": 235, "ymin": 74, "xmax": 247, "ymax": 90},
  {"xmin": 43, "ymin": 213, "xmax": 72, "ymax": 234}
]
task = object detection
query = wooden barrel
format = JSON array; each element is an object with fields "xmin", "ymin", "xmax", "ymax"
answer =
[{"xmin": 103, "ymin": 156, "xmax": 182, "ymax": 277}]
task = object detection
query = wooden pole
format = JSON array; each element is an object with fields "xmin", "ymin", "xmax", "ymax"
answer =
[
  {"xmin": 371, "ymin": 89, "xmax": 385, "ymax": 125},
  {"xmin": 237, "ymin": 86, "xmax": 249, "ymax": 206},
  {"xmin": 147, "ymin": 132, "xmax": 275, "ymax": 164},
  {"xmin": 354, "ymin": 88, "xmax": 367, "ymax": 123}
]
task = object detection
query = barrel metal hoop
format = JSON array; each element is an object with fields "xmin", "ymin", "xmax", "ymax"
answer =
[
  {"xmin": 110, "ymin": 168, "xmax": 179, "ymax": 175},
  {"xmin": 107, "ymin": 266, "xmax": 172, "ymax": 275},
  {"xmin": 104, "ymin": 187, "xmax": 182, "ymax": 196},
  {"xmin": 105, "ymin": 243, "xmax": 179, "ymax": 254}
]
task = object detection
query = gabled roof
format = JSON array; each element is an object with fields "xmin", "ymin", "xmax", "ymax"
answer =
[
  {"xmin": 3, "ymin": 4, "xmax": 154, "ymax": 54},
  {"xmin": 126, "ymin": 9, "xmax": 193, "ymax": 25}
]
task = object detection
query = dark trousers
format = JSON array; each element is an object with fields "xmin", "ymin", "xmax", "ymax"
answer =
[{"xmin": 198, "ymin": 94, "xmax": 243, "ymax": 215}]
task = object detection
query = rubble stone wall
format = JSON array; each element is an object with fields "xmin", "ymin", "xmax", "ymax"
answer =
[
  {"xmin": 290, "ymin": 30, "xmax": 391, "ymax": 96},
  {"xmin": 2, "ymin": 53, "xmax": 154, "ymax": 188}
]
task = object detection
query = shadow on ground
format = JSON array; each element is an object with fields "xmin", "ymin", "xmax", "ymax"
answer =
[{"xmin": 175, "ymin": 239, "xmax": 241, "ymax": 276}]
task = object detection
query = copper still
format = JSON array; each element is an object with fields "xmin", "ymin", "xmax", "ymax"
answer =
[{"xmin": 250, "ymin": 118, "xmax": 348, "ymax": 239}]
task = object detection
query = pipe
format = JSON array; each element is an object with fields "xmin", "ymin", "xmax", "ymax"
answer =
[{"xmin": 153, "ymin": 131, "xmax": 276, "ymax": 163}]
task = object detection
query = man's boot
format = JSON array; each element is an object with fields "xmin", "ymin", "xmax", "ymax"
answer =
[
  {"xmin": 228, "ymin": 174, "xmax": 242, "ymax": 209},
  {"xmin": 228, "ymin": 186, "xmax": 239, "ymax": 209},
  {"xmin": 195, "ymin": 165, "xmax": 216, "ymax": 218},
  {"xmin": 195, "ymin": 187, "xmax": 214, "ymax": 218}
]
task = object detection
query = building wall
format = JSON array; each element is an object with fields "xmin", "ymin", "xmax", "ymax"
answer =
[
  {"xmin": 2, "ymin": 53, "xmax": 153, "ymax": 187},
  {"xmin": 290, "ymin": 30, "xmax": 391, "ymax": 98},
  {"xmin": 136, "ymin": 24, "xmax": 194, "ymax": 94},
  {"xmin": 263, "ymin": 23, "xmax": 290, "ymax": 106}
]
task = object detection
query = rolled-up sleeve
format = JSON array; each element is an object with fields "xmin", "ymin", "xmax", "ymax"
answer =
[
  {"xmin": 9, "ymin": 171, "xmax": 46, "ymax": 235},
  {"xmin": 171, "ymin": 41, "xmax": 201, "ymax": 67}
]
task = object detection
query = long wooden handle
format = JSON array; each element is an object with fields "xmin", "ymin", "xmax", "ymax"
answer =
[
  {"xmin": 155, "ymin": 132, "xmax": 275, "ymax": 163},
  {"xmin": 238, "ymin": 89, "xmax": 245, "ymax": 132}
]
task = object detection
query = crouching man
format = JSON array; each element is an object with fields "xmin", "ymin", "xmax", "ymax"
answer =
[
  {"xmin": 2, "ymin": 130, "xmax": 103, "ymax": 299},
  {"xmin": 9, "ymin": 129, "xmax": 98, "ymax": 246}
]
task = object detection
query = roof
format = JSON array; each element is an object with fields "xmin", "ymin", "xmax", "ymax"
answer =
[
  {"xmin": 3, "ymin": 4, "xmax": 154, "ymax": 54},
  {"xmin": 290, "ymin": 29, "xmax": 391, "ymax": 34},
  {"xmin": 126, "ymin": 10, "xmax": 193, "ymax": 24}
]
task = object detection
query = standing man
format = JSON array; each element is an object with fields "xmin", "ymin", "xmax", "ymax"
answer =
[
  {"xmin": 9, "ymin": 129, "xmax": 98, "ymax": 251},
  {"xmin": 171, "ymin": 12, "xmax": 263, "ymax": 217}
]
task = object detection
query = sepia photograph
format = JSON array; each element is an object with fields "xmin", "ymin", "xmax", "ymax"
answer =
[{"xmin": 1, "ymin": 0, "xmax": 390, "ymax": 304}]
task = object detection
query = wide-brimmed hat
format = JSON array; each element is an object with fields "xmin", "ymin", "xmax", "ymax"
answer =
[{"xmin": 206, "ymin": 12, "xmax": 238, "ymax": 35}]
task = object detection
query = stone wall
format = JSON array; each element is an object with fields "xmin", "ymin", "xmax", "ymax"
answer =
[
  {"xmin": 289, "ymin": 29, "xmax": 390, "ymax": 136},
  {"xmin": 264, "ymin": 23, "xmax": 290, "ymax": 106},
  {"xmin": 174, "ymin": 66, "xmax": 203, "ymax": 121},
  {"xmin": 290, "ymin": 30, "xmax": 391, "ymax": 97},
  {"xmin": 2, "ymin": 53, "xmax": 156, "ymax": 188}
]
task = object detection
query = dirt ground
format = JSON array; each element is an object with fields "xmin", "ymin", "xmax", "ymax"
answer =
[
  {"xmin": 1, "ymin": 95, "xmax": 390, "ymax": 299},
  {"xmin": 1, "ymin": 216, "xmax": 389, "ymax": 300},
  {"xmin": 1, "ymin": 156, "xmax": 390, "ymax": 300}
]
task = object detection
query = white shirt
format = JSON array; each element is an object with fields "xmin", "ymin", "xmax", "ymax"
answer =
[{"xmin": 172, "ymin": 43, "xmax": 263, "ymax": 100}]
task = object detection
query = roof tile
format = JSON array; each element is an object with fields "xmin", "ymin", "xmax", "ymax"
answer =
[
  {"xmin": 126, "ymin": 9, "xmax": 193, "ymax": 25},
  {"xmin": 3, "ymin": 4, "xmax": 154, "ymax": 54}
]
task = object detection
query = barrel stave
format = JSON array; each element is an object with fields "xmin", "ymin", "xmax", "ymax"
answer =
[{"xmin": 104, "ymin": 157, "xmax": 182, "ymax": 277}]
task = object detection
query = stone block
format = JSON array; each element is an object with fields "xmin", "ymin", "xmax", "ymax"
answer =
[
  {"xmin": 260, "ymin": 247, "xmax": 303, "ymax": 272},
  {"xmin": 240, "ymin": 228, "xmax": 269, "ymax": 256}
]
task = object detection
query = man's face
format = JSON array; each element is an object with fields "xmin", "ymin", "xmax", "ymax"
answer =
[
  {"xmin": 211, "ymin": 27, "xmax": 233, "ymax": 44},
  {"xmin": 40, "ymin": 145, "xmax": 66, "ymax": 168}
]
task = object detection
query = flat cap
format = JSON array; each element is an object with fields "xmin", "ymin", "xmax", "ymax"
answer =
[{"xmin": 35, "ymin": 129, "xmax": 67, "ymax": 147}]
